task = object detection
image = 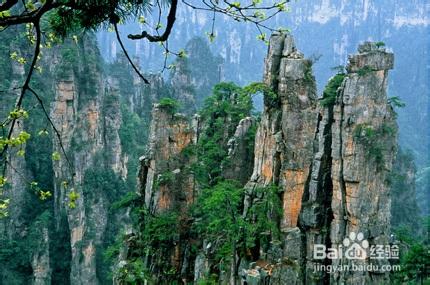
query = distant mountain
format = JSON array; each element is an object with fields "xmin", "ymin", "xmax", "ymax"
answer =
[{"xmin": 98, "ymin": 0, "xmax": 429, "ymax": 168}]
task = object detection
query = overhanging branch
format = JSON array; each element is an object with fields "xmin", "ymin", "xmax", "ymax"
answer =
[
  {"xmin": 114, "ymin": 22, "xmax": 149, "ymax": 84},
  {"xmin": 128, "ymin": 0, "xmax": 178, "ymax": 41},
  {"xmin": 0, "ymin": 21, "xmax": 41, "ymax": 162}
]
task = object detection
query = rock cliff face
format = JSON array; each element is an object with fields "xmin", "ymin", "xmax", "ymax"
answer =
[
  {"xmin": 325, "ymin": 42, "xmax": 396, "ymax": 284},
  {"xmin": 139, "ymin": 106, "xmax": 197, "ymax": 213},
  {"xmin": 223, "ymin": 117, "xmax": 256, "ymax": 185},
  {"xmin": 243, "ymin": 35, "xmax": 397, "ymax": 284},
  {"xmin": 242, "ymin": 32, "xmax": 318, "ymax": 283},
  {"xmin": 50, "ymin": 36, "xmax": 128, "ymax": 285},
  {"xmin": 0, "ymin": 26, "xmax": 402, "ymax": 284},
  {"xmin": 247, "ymin": 33, "xmax": 318, "ymax": 231},
  {"xmin": 119, "ymin": 33, "xmax": 398, "ymax": 285},
  {"xmin": 1, "ymin": 30, "xmax": 225, "ymax": 284}
]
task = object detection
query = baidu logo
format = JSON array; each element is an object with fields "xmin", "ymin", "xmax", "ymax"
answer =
[
  {"xmin": 313, "ymin": 231, "xmax": 397, "ymax": 260},
  {"xmin": 342, "ymin": 232, "xmax": 369, "ymax": 259}
]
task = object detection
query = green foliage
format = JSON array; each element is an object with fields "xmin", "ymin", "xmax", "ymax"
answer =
[
  {"xmin": 193, "ymin": 180, "xmax": 244, "ymax": 263},
  {"xmin": 67, "ymin": 190, "xmax": 79, "ymax": 209},
  {"xmin": 83, "ymin": 167, "xmax": 127, "ymax": 203},
  {"xmin": 304, "ymin": 60, "xmax": 315, "ymax": 85},
  {"xmin": 388, "ymin": 96, "xmax": 406, "ymax": 108},
  {"xmin": 156, "ymin": 171, "xmax": 175, "ymax": 186},
  {"xmin": 195, "ymin": 82, "xmax": 253, "ymax": 186},
  {"xmin": 375, "ymin": 41, "xmax": 386, "ymax": 48},
  {"xmin": 357, "ymin": 66, "xmax": 375, "ymax": 76},
  {"xmin": 0, "ymin": 177, "xmax": 8, "ymax": 218},
  {"xmin": 48, "ymin": 0, "xmax": 151, "ymax": 38},
  {"xmin": 55, "ymin": 43, "xmax": 79, "ymax": 78},
  {"xmin": 0, "ymin": 210, "xmax": 52, "ymax": 283},
  {"xmin": 245, "ymin": 185, "xmax": 282, "ymax": 248},
  {"xmin": 392, "ymin": 224, "xmax": 430, "ymax": 284},
  {"xmin": 0, "ymin": 197, "xmax": 10, "ymax": 218},
  {"xmin": 116, "ymin": 258, "xmax": 148, "ymax": 285},
  {"xmin": 353, "ymin": 123, "xmax": 396, "ymax": 170},
  {"xmin": 116, "ymin": 209, "xmax": 181, "ymax": 283},
  {"xmin": 118, "ymin": 101, "xmax": 148, "ymax": 191},
  {"xmin": 192, "ymin": 182, "xmax": 282, "ymax": 276},
  {"xmin": 320, "ymin": 73, "xmax": 346, "ymax": 107},
  {"xmin": 158, "ymin": 97, "xmax": 180, "ymax": 114},
  {"xmin": 244, "ymin": 82, "xmax": 278, "ymax": 109},
  {"xmin": 111, "ymin": 191, "xmax": 139, "ymax": 210},
  {"xmin": 390, "ymin": 149, "xmax": 421, "ymax": 231},
  {"xmin": 118, "ymin": 106, "xmax": 141, "ymax": 151}
]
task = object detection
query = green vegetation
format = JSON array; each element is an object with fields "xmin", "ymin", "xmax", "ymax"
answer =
[
  {"xmin": 375, "ymin": 41, "xmax": 386, "ymax": 48},
  {"xmin": 0, "ymin": 210, "xmax": 53, "ymax": 284},
  {"xmin": 158, "ymin": 97, "xmax": 180, "ymax": 114},
  {"xmin": 390, "ymin": 149, "xmax": 421, "ymax": 230},
  {"xmin": 392, "ymin": 220, "xmax": 430, "ymax": 284},
  {"xmin": 111, "ymin": 191, "xmax": 139, "ymax": 211},
  {"xmin": 192, "ymin": 180, "xmax": 243, "ymax": 265},
  {"xmin": 195, "ymin": 82, "xmax": 253, "ymax": 186},
  {"xmin": 191, "ymin": 181, "xmax": 282, "ymax": 279},
  {"xmin": 113, "ymin": 81, "xmax": 283, "ymax": 283},
  {"xmin": 320, "ymin": 73, "xmax": 346, "ymax": 107},
  {"xmin": 388, "ymin": 96, "xmax": 406, "ymax": 108},
  {"xmin": 353, "ymin": 123, "xmax": 397, "ymax": 170},
  {"xmin": 173, "ymin": 37, "xmax": 224, "ymax": 108},
  {"xmin": 357, "ymin": 66, "xmax": 375, "ymax": 76},
  {"xmin": 304, "ymin": 60, "xmax": 315, "ymax": 85},
  {"xmin": 116, "ymin": 208, "xmax": 181, "ymax": 283}
]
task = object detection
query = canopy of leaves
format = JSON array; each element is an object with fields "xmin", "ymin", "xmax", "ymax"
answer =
[
  {"xmin": 195, "ymin": 82, "xmax": 253, "ymax": 186},
  {"xmin": 320, "ymin": 73, "xmax": 346, "ymax": 107}
]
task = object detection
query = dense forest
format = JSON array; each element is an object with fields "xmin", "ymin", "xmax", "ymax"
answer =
[{"xmin": 0, "ymin": 0, "xmax": 428, "ymax": 284}]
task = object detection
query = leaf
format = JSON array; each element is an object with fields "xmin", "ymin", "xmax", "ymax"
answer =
[
  {"xmin": 178, "ymin": 49, "xmax": 187, "ymax": 58},
  {"xmin": 230, "ymin": 2, "xmax": 241, "ymax": 8},
  {"xmin": 39, "ymin": 190, "xmax": 52, "ymax": 201},
  {"xmin": 138, "ymin": 16, "xmax": 146, "ymax": 24},
  {"xmin": 52, "ymin": 151, "xmax": 61, "ymax": 161},
  {"xmin": 38, "ymin": 129, "xmax": 49, "ymax": 136},
  {"xmin": 0, "ymin": 176, "xmax": 7, "ymax": 187},
  {"xmin": 206, "ymin": 32, "xmax": 216, "ymax": 43},
  {"xmin": 10, "ymin": 52, "xmax": 18, "ymax": 60},
  {"xmin": 256, "ymin": 33, "xmax": 266, "ymax": 42},
  {"xmin": 0, "ymin": 10, "xmax": 11, "ymax": 18}
]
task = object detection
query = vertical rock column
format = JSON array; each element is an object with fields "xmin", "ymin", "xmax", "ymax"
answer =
[
  {"xmin": 139, "ymin": 105, "xmax": 196, "ymax": 213},
  {"xmin": 50, "ymin": 36, "xmax": 126, "ymax": 285},
  {"xmin": 136, "ymin": 104, "xmax": 197, "ymax": 282},
  {"xmin": 244, "ymin": 32, "xmax": 317, "ymax": 283},
  {"xmin": 329, "ymin": 42, "xmax": 396, "ymax": 284},
  {"xmin": 299, "ymin": 103, "xmax": 335, "ymax": 284}
]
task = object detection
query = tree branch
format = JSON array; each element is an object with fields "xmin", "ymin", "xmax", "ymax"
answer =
[
  {"xmin": 0, "ymin": 0, "xmax": 60, "ymax": 26},
  {"xmin": 27, "ymin": 86, "xmax": 74, "ymax": 171},
  {"xmin": 0, "ymin": 0, "xmax": 18, "ymax": 12},
  {"xmin": 0, "ymin": 21, "xmax": 41, "ymax": 161},
  {"xmin": 113, "ymin": 22, "xmax": 149, "ymax": 84},
  {"xmin": 128, "ymin": 0, "xmax": 178, "ymax": 41}
]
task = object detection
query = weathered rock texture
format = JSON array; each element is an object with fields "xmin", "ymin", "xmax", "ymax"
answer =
[
  {"xmin": 50, "ymin": 36, "xmax": 129, "ymax": 285},
  {"xmin": 325, "ymin": 42, "xmax": 396, "ymax": 285},
  {"xmin": 223, "ymin": 117, "xmax": 256, "ymax": 185},
  {"xmin": 139, "ymin": 106, "xmax": 197, "ymax": 213},
  {"xmin": 242, "ymin": 36, "xmax": 397, "ymax": 285},
  {"xmin": 0, "ymin": 52, "xmax": 55, "ymax": 285},
  {"xmin": 244, "ymin": 33, "xmax": 318, "ymax": 283}
]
